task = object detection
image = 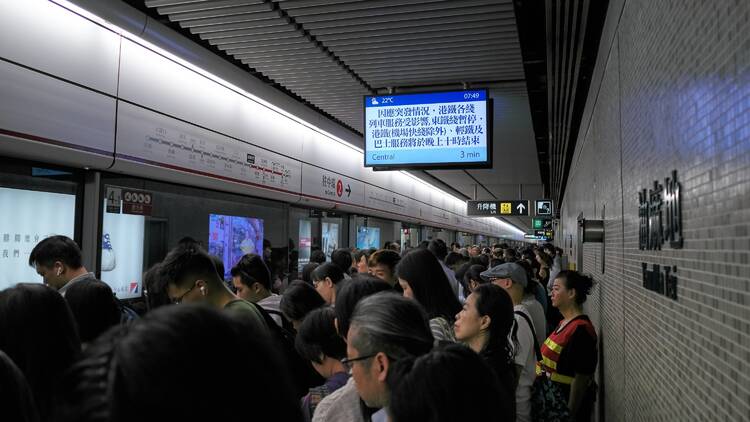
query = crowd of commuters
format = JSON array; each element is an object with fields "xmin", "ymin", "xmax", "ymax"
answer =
[{"xmin": 0, "ymin": 233, "xmax": 597, "ymax": 422}]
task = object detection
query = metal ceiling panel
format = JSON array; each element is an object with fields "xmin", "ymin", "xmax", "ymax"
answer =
[{"xmin": 143, "ymin": 0, "xmax": 540, "ymax": 203}]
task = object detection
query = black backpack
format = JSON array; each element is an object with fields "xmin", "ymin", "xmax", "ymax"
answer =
[{"xmin": 250, "ymin": 303, "xmax": 324, "ymax": 397}]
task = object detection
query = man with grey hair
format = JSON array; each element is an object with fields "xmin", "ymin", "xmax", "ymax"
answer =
[{"xmin": 344, "ymin": 292, "xmax": 433, "ymax": 420}]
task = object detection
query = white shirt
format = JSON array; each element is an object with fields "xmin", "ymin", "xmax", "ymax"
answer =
[
  {"xmin": 312, "ymin": 377, "xmax": 364, "ymax": 422},
  {"xmin": 257, "ymin": 293, "xmax": 283, "ymax": 327},
  {"xmin": 513, "ymin": 304, "xmax": 536, "ymax": 422},
  {"xmin": 521, "ymin": 294, "xmax": 546, "ymax": 345}
]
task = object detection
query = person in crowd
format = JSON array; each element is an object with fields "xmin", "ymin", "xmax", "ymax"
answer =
[
  {"xmin": 353, "ymin": 249, "xmax": 373, "ymax": 275},
  {"xmin": 450, "ymin": 241, "xmax": 461, "ymax": 253},
  {"xmin": 302, "ymin": 262, "xmax": 320, "ymax": 285},
  {"xmin": 56, "ymin": 305, "xmax": 302, "ymax": 422},
  {"xmin": 345, "ymin": 293, "xmax": 433, "ymax": 421},
  {"xmin": 28, "ymin": 235, "xmax": 96, "ymax": 296},
  {"xmin": 417, "ymin": 240, "xmax": 430, "ymax": 250},
  {"xmin": 209, "ymin": 254, "xmax": 225, "ymax": 281},
  {"xmin": 490, "ymin": 257, "xmax": 505, "ymax": 269},
  {"xmin": 427, "ymin": 239, "xmax": 460, "ymax": 297},
  {"xmin": 143, "ymin": 263, "xmax": 170, "ymax": 311},
  {"xmin": 396, "ymin": 248, "xmax": 462, "ymax": 343},
  {"xmin": 543, "ymin": 244, "xmax": 562, "ymax": 291},
  {"xmin": 367, "ymin": 249, "xmax": 401, "ymax": 290},
  {"xmin": 444, "ymin": 251, "xmax": 468, "ymax": 273},
  {"xmin": 312, "ymin": 262, "xmax": 346, "ymax": 306},
  {"xmin": 463, "ymin": 264, "xmax": 488, "ymax": 291},
  {"xmin": 540, "ymin": 271, "xmax": 598, "ymax": 422},
  {"xmin": 280, "ymin": 280, "xmax": 327, "ymax": 331},
  {"xmin": 454, "ymin": 262, "xmax": 472, "ymax": 291},
  {"xmin": 331, "ymin": 248, "xmax": 354, "ymax": 278},
  {"xmin": 295, "ymin": 307, "xmax": 349, "ymax": 422},
  {"xmin": 313, "ymin": 275, "xmax": 392, "ymax": 422},
  {"xmin": 515, "ymin": 260, "xmax": 548, "ymax": 343},
  {"xmin": 481, "ymin": 262, "xmax": 537, "ymax": 422},
  {"xmin": 521, "ymin": 248, "xmax": 536, "ymax": 267},
  {"xmin": 0, "ymin": 283, "xmax": 81, "ymax": 422},
  {"xmin": 387, "ymin": 242, "xmax": 400, "ymax": 253},
  {"xmin": 64, "ymin": 279, "xmax": 122, "ymax": 346},
  {"xmin": 230, "ymin": 253, "xmax": 283, "ymax": 326},
  {"xmin": 453, "ymin": 283, "xmax": 516, "ymax": 420},
  {"xmin": 536, "ymin": 250, "xmax": 553, "ymax": 289},
  {"xmin": 386, "ymin": 344, "xmax": 510, "ymax": 422},
  {"xmin": 160, "ymin": 245, "xmax": 267, "ymax": 333},
  {"xmin": 468, "ymin": 245, "xmax": 480, "ymax": 257},
  {"xmin": 503, "ymin": 248, "xmax": 518, "ymax": 262},
  {"xmin": 263, "ymin": 238, "xmax": 275, "ymax": 281},
  {"xmin": 310, "ymin": 250, "xmax": 327, "ymax": 265},
  {"xmin": 0, "ymin": 349, "xmax": 38, "ymax": 422}
]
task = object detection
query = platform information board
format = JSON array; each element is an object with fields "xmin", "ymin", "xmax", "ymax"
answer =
[{"xmin": 364, "ymin": 90, "xmax": 491, "ymax": 169}]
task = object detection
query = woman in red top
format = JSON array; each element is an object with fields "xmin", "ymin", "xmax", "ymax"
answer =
[{"xmin": 539, "ymin": 270, "xmax": 597, "ymax": 422}]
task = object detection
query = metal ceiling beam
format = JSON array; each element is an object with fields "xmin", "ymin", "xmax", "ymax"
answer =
[
  {"xmin": 287, "ymin": 0, "xmax": 505, "ymax": 22},
  {"xmin": 156, "ymin": 0, "xmax": 267, "ymax": 15},
  {"xmin": 189, "ymin": 19, "xmax": 289, "ymax": 34},
  {"xmin": 166, "ymin": 4, "xmax": 273, "ymax": 21},
  {"xmin": 301, "ymin": 5, "xmax": 512, "ymax": 30},
  {"xmin": 315, "ymin": 19, "xmax": 516, "ymax": 42},
  {"xmin": 177, "ymin": 11, "xmax": 283, "ymax": 28},
  {"xmin": 208, "ymin": 32, "xmax": 305, "ymax": 45},
  {"xmin": 198, "ymin": 24, "xmax": 297, "ymax": 39},
  {"xmin": 321, "ymin": 27, "xmax": 516, "ymax": 48},
  {"xmin": 340, "ymin": 45, "xmax": 521, "ymax": 63},
  {"xmin": 326, "ymin": 33, "xmax": 517, "ymax": 52}
]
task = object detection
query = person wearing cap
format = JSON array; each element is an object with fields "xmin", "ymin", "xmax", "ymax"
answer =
[{"xmin": 480, "ymin": 262, "xmax": 538, "ymax": 422}]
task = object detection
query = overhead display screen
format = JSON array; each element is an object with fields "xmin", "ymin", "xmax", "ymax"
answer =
[{"xmin": 364, "ymin": 90, "xmax": 491, "ymax": 169}]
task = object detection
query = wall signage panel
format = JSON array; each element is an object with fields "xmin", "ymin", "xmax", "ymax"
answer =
[
  {"xmin": 300, "ymin": 163, "xmax": 365, "ymax": 207},
  {"xmin": 116, "ymin": 102, "xmax": 302, "ymax": 194},
  {"xmin": 467, "ymin": 200, "xmax": 529, "ymax": 216},
  {"xmin": 364, "ymin": 184, "xmax": 409, "ymax": 216}
]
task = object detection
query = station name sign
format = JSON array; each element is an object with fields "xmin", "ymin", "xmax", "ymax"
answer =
[{"xmin": 638, "ymin": 170, "xmax": 683, "ymax": 301}]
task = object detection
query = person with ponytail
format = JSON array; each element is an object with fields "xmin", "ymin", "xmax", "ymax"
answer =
[
  {"xmin": 453, "ymin": 283, "xmax": 516, "ymax": 420},
  {"xmin": 538, "ymin": 270, "xmax": 597, "ymax": 422}
]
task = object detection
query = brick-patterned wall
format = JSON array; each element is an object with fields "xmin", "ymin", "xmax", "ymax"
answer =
[{"xmin": 560, "ymin": 1, "xmax": 750, "ymax": 421}]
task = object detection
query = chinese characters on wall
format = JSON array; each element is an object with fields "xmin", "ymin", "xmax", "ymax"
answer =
[{"xmin": 638, "ymin": 170, "xmax": 683, "ymax": 301}]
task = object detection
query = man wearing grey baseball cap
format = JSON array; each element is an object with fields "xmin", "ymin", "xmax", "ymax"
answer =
[{"xmin": 480, "ymin": 262, "xmax": 537, "ymax": 422}]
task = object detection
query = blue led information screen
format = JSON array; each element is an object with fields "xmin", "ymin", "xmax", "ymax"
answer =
[{"xmin": 364, "ymin": 90, "xmax": 491, "ymax": 168}]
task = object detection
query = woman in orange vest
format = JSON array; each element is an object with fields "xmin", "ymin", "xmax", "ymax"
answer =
[{"xmin": 537, "ymin": 270, "xmax": 597, "ymax": 422}]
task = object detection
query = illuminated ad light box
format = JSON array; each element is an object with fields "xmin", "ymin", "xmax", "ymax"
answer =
[
  {"xmin": 208, "ymin": 214, "xmax": 264, "ymax": 280},
  {"xmin": 364, "ymin": 90, "xmax": 492, "ymax": 170},
  {"xmin": 0, "ymin": 187, "xmax": 76, "ymax": 291}
]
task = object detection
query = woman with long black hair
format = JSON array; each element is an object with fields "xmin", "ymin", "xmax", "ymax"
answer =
[
  {"xmin": 396, "ymin": 249, "xmax": 462, "ymax": 343},
  {"xmin": 453, "ymin": 283, "xmax": 517, "ymax": 420}
]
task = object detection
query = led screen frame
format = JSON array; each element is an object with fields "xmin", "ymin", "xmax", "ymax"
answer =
[{"xmin": 363, "ymin": 89, "xmax": 493, "ymax": 170}]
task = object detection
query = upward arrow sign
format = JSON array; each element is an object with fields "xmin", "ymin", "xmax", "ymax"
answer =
[{"xmin": 516, "ymin": 203, "xmax": 526, "ymax": 214}]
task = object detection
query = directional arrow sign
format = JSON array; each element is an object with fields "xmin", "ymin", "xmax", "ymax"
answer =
[
  {"xmin": 345, "ymin": 184, "xmax": 351, "ymax": 197},
  {"xmin": 499, "ymin": 200, "xmax": 529, "ymax": 216},
  {"xmin": 468, "ymin": 200, "xmax": 529, "ymax": 216}
]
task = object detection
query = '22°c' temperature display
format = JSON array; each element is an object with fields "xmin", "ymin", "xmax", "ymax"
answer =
[{"xmin": 363, "ymin": 90, "xmax": 491, "ymax": 169}]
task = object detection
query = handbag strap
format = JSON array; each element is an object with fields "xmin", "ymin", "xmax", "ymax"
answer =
[{"xmin": 514, "ymin": 310, "xmax": 542, "ymax": 361}]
